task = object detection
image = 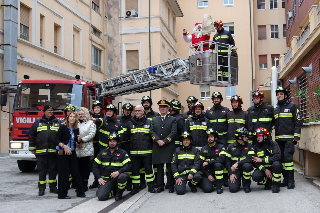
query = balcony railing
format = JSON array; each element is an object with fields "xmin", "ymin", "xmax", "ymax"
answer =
[
  {"xmin": 284, "ymin": 47, "xmax": 292, "ymax": 66},
  {"xmin": 297, "ymin": 22, "xmax": 310, "ymax": 49}
]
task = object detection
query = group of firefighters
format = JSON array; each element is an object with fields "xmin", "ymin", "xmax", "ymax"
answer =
[{"xmin": 29, "ymin": 85, "xmax": 302, "ymax": 201}]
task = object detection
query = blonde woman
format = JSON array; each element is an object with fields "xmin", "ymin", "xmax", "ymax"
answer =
[
  {"xmin": 55, "ymin": 112, "xmax": 86, "ymax": 199},
  {"xmin": 76, "ymin": 107, "xmax": 96, "ymax": 191}
]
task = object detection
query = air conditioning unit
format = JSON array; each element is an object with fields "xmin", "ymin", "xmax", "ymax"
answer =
[
  {"xmin": 287, "ymin": 11, "xmax": 293, "ymax": 19},
  {"xmin": 126, "ymin": 9, "xmax": 138, "ymax": 17}
]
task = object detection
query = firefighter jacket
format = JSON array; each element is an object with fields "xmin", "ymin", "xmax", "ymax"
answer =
[
  {"xmin": 225, "ymin": 141, "xmax": 255, "ymax": 175},
  {"xmin": 183, "ymin": 110, "xmax": 193, "ymax": 121},
  {"xmin": 247, "ymin": 103, "xmax": 274, "ymax": 134},
  {"xmin": 185, "ymin": 113, "xmax": 210, "ymax": 149},
  {"xmin": 205, "ymin": 105, "xmax": 229, "ymax": 137},
  {"xmin": 127, "ymin": 115, "xmax": 152, "ymax": 156},
  {"xmin": 200, "ymin": 142, "xmax": 226, "ymax": 177},
  {"xmin": 171, "ymin": 111, "xmax": 186, "ymax": 146},
  {"xmin": 227, "ymin": 109, "xmax": 250, "ymax": 144},
  {"xmin": 92, "ymin": 113, "xmax": 104, "ymax": 142},
  {"xmin": 274, "ymin": 99, "xmax": 303, "ymax": 141},
  {"xmin": 96, "ymin": 117, "xmax": 123, "ymax": 148},
  {"xmin": 172, "ymin": 145, "xmax": 201, "ymax": 179},
  {"xmin": 29, "ymin": 115, "xmax": 61, "ymax": 155},
  {"xmin": 116, "ymin": 115, "xmax": 132, "ymax": 144},
  {"xmin": 253, "ymin": 138, "xmax": 281, "ymax": 172},
  {"xmin": 210, "ymin": 28, "xmax": 235, "ymax": 54},
  {"xmin": 145, "ymin": 109, "xmax": 159, "ymax": 121},
  {"xmin": 92, "ymin": 147, "xmax": 131, "ymax": 179}
]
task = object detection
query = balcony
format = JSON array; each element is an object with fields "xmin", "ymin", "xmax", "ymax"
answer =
[
  {"xmin": 284, "ymin": 47, "xmax": 292, "ymax": 66},
  {"xmin": 297, "ymin": 22, "xmax": 310, "ymax": 50}
]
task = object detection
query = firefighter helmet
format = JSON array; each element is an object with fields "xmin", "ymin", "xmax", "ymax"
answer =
[
  {"xmin": 64, "ymin": 104, "xmax": 75, "ymax": 112},
  {"xmin": 214, "ymin": 20, "xmax": 223, "ymax": 27},
  {"xmin": 141, "ymin": 96, "xmax": 153, "ymax": 105},
  {"xmin": 186, "ymin": 96, "xmax": 198, "ymax": 103},
  {"xmin": 252, "ymin": 89, "xmax": 264, "ymax": 98},
  {"xmin": 122, "ymin": 103, "xmax": 134, "ymax": 111},
  {"xmin": 92, "ymin": 101, "xmax": 103, "ymax": 110},
  {"xmin": 108, "ymin": 132, "xmax": 120, "ymax": 141},
  {"xmin": 169, "ymin": 99, "xmax": 182, "ymax": 111},
  {"xmin": 256, "ymin": 127, "xmax": 270, "ymax": 136},
  {"xmin": 181, "ymin": 131, "xmax": 193, "ymax": 141},
  {"xmin": 206, "ymin": 128, "xmax": 219, "ymax": 138},
  {"xmin": 230, "ymin": 95, "xmax": 243, "ymax": 104},
  {"xmin": 193, "ymin": 101, "xmax": 204, "ymax": 110},
  {"xmin": 235, "ymin": 127, "xmax": 250, "ymax": 140},
  {"xmin": 106, "ymin": 104, "xmax": 117, "ymax": 113},
  {"xmin": 276, "ymin": 87, "xmax": 289, "ymax": 96},
  {"xmin": 211, "ymin": 91, "xmax": 223, "ymax": 100}
]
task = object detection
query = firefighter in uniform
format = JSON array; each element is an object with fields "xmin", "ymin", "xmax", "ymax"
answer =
[
  {"xmin": 92, "ymin": 104, "xmax": 123, "ymax": 151},
  {"xmin": 247, "ymin": 89, "xmax": 274, "ymax": 145},
  {"xmin": 200, "ymin": 128, "xmax": 226, "ymax": 194},
  {"xmin": 210, "ymin": 20, "xmax": 236, "ymax": 81},
  {"xmin": 274, "ymin": 87, "xmax": 302, "ymax": 189},
  {"xmin": 227, "ymin": 95, "xmax": 250, "ymax": 144},
  {"xmin": 89, "ymin": 101, "xmax": 105, "ymax": 189},
  {"xmin": 116, "ymin": 103, "xmax": 134, "ymax": 191},
  {"xmin": 183, "ymin": 96, "xmax": 198, "ymax": 121},
  {"xmin": 226, "ymin": 127, "xmax": 254, "ymax": 193},
  {"xmin": 92, "ymin": 132, "xmax": 131, "ymax": 201},
  {"xmin": 172, "ymin": 132, "xmax": 202, "ymax": 195},
  {"xmin": 169, "ymin": 99, "xmax": 185, "ymax": 147},
  {"xmin": 252, "ymin": 127, "xmax": 282, "ymax": 193},
  {"xmin": 127, "ymin": 105, "xmax": 156, "ymax": 194},
  {"xmin": 150, "ymin": 99, "xmax": 177, "ymax": 193},
  {"xmin": 29, "ymin": 103, "xmax": 61, "ymax": 196},
  {"xmin": 185, "ymin": 101, "xmax": 209, "ymax": 150}
]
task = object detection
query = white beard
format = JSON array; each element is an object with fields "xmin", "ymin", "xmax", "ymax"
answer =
[{"xmin": 193, "ymin": 26, "xmax": 203, "ymax": 38}]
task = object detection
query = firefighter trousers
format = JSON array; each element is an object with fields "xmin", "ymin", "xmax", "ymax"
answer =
[
  {"xmin": 131, "ymin": 155, "xmax": 154, "ymax": 185},
  {"xmin": 96, "ymin": 173, "xmax": 129, "ymax": 201},
  {"xmin": 277, "ymin": 140, "xmax": 295, "ymax": 183},
  {"xmin": 252, "ymin": 161, "xmax": 282, "ymax": 186},
  {"xmin": 175, "ymin": 172, "xmax": 202, "ymax": 195},
  {"xmin": 36, "ymin": 155, "xmax": 57, "ymax": 189},
  {"xmin": 229, "ymin": 163, "xmax": 253, "ymax": 193},
  {"xmin": 202, "ymin": 162, "xmax": 224, "ymax": 193}
]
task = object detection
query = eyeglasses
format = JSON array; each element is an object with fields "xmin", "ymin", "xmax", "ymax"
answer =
[{"xmin": 135, "ymin": 110, "xmax": 143, "ymax": 112}]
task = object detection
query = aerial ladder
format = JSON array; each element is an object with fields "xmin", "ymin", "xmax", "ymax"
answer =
[{"xmin": 98, "ymin": 41, "xmax": 238, "ymax": 97}]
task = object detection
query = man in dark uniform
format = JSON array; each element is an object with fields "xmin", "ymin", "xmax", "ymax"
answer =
[
  {"xmin": 200, "ymin": 128, "xmax": 226, "ymax": 194},
  {"xmin": 169, "ymin": 99, "xmax": 186, "ymax": 148},
  {"xmin": 247, "ymin": 89, "xmax": 274, "ymax": 145},
  {"xmin": 252, "ymin": 127, "xmax": 282, "ymax": 193},
  {"xmin": 183, "ymin": 96, "xmax": 198, "ymax": 121},
  {"xmin": 29, "ymin": 103, "xmax": 61, "ymax": 196},
  {"xmin": 150, "ymin": 99, "xmax": 177, "ymax": 193},
  {"xmin": 141, "ymin": 95, "xmax": 159, "ymax": 120},
  {"xmin": 172, "ymin": 132, "xmax": 202, "ymax": 195},
  {"xmin": 92, "ymin": 132, "xmax": 131, "ymax": 201},
  {"xmin": 274, "ymin": 87, "xmax": 302, "ymax": 189}
]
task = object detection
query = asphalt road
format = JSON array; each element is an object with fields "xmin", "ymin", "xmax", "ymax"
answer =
[{"xmin": 1, "ymin": 155, "xmax": 320, "ymax": 213}]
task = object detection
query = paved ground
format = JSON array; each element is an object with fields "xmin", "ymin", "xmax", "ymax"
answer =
[{"xmin": 1, "ymin": 155, "xmax": 320, "ymax": 213}]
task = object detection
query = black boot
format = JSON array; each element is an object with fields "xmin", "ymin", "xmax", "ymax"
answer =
[
  {"xmin": 147, "ymin": 183, "xmax": 156, "ymax": 193},
  {"xmin": 38, "ymin": 189, "xmax": 45, "ymax": 196},
  {"xmin": 89, "ymin": 178, "xmax": 99, "ymax": 189},
  {"xmin": 216, "ymin": 187, "xmax": 223, "ymax": 194},
  {"xmin": 287, "ymin": 170, "xmax": 295, "ymax": 189},
  {"xmin": 272, "ymin": 182, "xmax": 280, "ymax": 193},
  {"xmin": 115, "ymin": 190, "xmax": 123, "ymax": 201},
  {"xmin": 130, "ymin": 184, "xmax": 140, "ymax": 195},
  {"xmin": 264, "ymin": 178, "xmax": 272, "ymax": 190},
  {"xmin": 188, "ymin": 182, "xmax": 197, "ymax": 193},
  {"xmin": 244, "ymin": 186, "xmax": 251, "ymax": 193},
  {"xmin": 280, "ymin": 170, "xmax": 288, "ymax": 187},
  {"xmin": 223, "ymin": 173, "xmax": 229, "ymax": 187},
  {"xmin": 50, "ymin": 187, "xmax": 58, "ymax": 194},
  {"xmin": 83, "ymin": 180, "xmax": 88, "ymax": 192}
]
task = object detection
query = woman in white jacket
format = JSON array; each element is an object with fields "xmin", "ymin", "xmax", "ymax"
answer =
[{"xmin": 76, "ymin": 107, "xmax": 96, "ymax": 191}]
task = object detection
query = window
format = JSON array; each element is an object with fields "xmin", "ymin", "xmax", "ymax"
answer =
[
  {"xmin": 292, "ymin": 0, "xmax": 296, "ymax": 16},
  {"xmin": 283, "ymin": 24, "xmax": 286, "ymax": 38},
  {"xmin": 287, "ymin": 10, "xmax": 291, "ymax": 27},
  {"xmin": 271, "ymin": 54, "xmax": 280, "ymax": 67},
  {"xmin": 259, "ymin": 55, "xmax": 267, "ymax": 69},
  {"xmin": 200, "ymin": 85, "xmax": 210, "ymax": 100},
  {"xmin": 223, "ymin": 0, "xmax": 234, "ymax": 6},
  {"xmin": 282, "ymin": 0, "xmax": 285, "ymax": 8},
  {"xmin": 299, "ymin": 0, "xmax": 304, "ymax": 5},
  {"xmin": 20, "ymin": 4, "xmax": 30, "ymax": 41},
  {"xmin": 270, "ymin": 25, "xmax": 279, "ymax": 38},
  {"xmin": 54, "ymin": 24, "xmax": 61, "ymax": 54},
  {"xmin": 258, "ymin": 25, "xmax": 266, "ymax": 40},
  {"xmin": 73, "ymin": 27, "xmax": 80, "ymax": 62},
  {"xmin": 257, "ymin": 0, "xmax": 265, "ymax": 9},
  {"xmin": 224, "ymin": 23, "xmax": 234, "ymax": 35},
  {"xmin": 126, "ymin": 50, "xmax": 139, "ymax": 72},
  {"xmin": 92, "ymin": 0, "xmax": 100, "ymax": 13},
  {"xmin": 298, "ymin": 73, "xmax": 309, "ymax": 120},
  {"xmin": 125, "ymin": 0, "xmax": 138, "ymax": 16},
  {"xmin": 92, "ymin": 46, "xmax": 102, "ymax": 71},
  {"xmin": 225, "ymin": 86, "xmax": 236, "ymax": 99},
  {"xmin": 198, "ymin": 1, "xmax": 208, "ymax": 8},
  {"xmin": 91, "ymin": 26, "xmax": 100, "ymax": 38},
  {"xmin": 40, "ymin": 15, "xmax": 44, "ymax": 47},
  {"xmin": 270, "ymin": 0, "xmax": 278, "ymax": 9}
]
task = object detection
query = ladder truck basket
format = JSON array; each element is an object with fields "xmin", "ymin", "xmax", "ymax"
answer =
[{"xmin": 188, "ymin": 41, "xmax": 238, "ymax": 87}]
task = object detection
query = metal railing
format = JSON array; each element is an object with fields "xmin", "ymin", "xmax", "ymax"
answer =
[
  {"xmin": 284, "ymin": 47, "xmax": 292, "ymax": 66},
  {"xmin": 297, "ymin": 22, "xmax": 310, "ymax": 49}
]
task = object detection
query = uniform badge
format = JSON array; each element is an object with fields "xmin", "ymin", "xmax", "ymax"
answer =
[
  {"xmin": 167, "ymin": 137, "xmax": 172, "ymax": 142},
  {"xmin": 284, "ymin": 109, "xmax": 290, "ymax": 112},
  {"xmin": 116, "ymin": 153, "xmax": 121, "ymax": 157},
  {"xmin": 232, "ymin": 147, "xmax": 236, "ymax": 151},
  {"xmin": 202, "ymin": 122, "xmax": 207, "ymax": 125},
  {"xmin": 221, "ymin": 147, "xmax": 225, "ymax": 150},
  {"xmin": 210, "ymin": 111, "xmax": 213, "ymax": 114},
  {"xmin": 115, "ymin": 125, "xmax": 119, "ymax": 128},
  {"xmin": 222, "ymin": 110, "xmax": 226, "ymax": 113},
  {"xmin": 263, "ymin": 109, "xmax": 268, "ymax": 112},
  {"xmin": 203, "ymin": 150, "xmax": 208, "ymax": 153},
  {"xmin": 215, "ymin": 149, "xmax": 220, "ymax": 152},
  {"xmin": 102, "ymin": 152, "xmax": 107, "ymax": 155},
  {"xmin": 125, "ymin": 154, "xmax": 129, "ymax": 157},
  {"xmin": 244, "ymin": 147, "xmax": 248, "ymax": 150}
]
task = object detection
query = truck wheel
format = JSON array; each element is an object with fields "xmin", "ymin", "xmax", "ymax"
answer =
[{"xmin": 17, "ymin": 160, "xmax": 37, "ymax": 172}]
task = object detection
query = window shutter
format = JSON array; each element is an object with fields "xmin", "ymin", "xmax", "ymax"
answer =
[
  {"xmin": 126, "ymin": 50, "xmax": 139, "ymax": 71},
  {"xmin": 126, "ymin": 0, "xmax": 138, "ymax": 11},
  {"xmin": 258, "ymin": 25, "xmax": 266, "ymax": 40},
  {"xmin": 259, "ymin": 55, "xmax": 267, "ymax": 64},
  {"xmin": 54, "ymin": 26, "xmax": 57, "ymax": 46},
  {"xmin": 40, "ymin": 15, "xmax": 44, "ymax": 39},
  {"xmin": 92, "ymin": 0, "xmax": 100, "ymax": 7},
  {"xmin": 20, "ymin": 4, "xmax": 29, "ymax": 27}
]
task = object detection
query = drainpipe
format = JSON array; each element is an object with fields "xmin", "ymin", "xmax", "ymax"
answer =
[
  {"xmin": 149, "ymin": 0, "xmax": 151, "ymax": 98},
  {"xmin": 271, "ymin": 66, "xmax": 278, "ymax": 108},
  {"xmin": 3, "ymin": 0, "xmax": 18, "ymax": 113}
]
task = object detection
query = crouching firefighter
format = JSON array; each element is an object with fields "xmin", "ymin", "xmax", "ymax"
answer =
[
  {"xmin": 252, "ymin": 127, "xmax": 282, "ymax": 193},
  {"xmin": 92, "ymin": 132, "xmax": 131, "ymax": 201},
  {"xmin": 172, "ymin": 132, "xmax": 202, "ymax": 195},
  {"xmin": 200, "ymin": 128, "xmax": 226, "ymax": 194}
]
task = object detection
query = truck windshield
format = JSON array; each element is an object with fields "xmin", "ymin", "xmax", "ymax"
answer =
[{"xmin": 14, "ymin": 83, "xmax": 84, "ymax": 110}]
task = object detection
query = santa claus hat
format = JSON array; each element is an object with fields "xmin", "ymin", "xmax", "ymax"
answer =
[{"xmin": 195, "ymin": 22, "xmax": 202, "ymax": 26}]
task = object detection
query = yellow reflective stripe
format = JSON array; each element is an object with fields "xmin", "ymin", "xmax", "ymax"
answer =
[
  {"xmin": 39, "ymin": 180, "xmax": 47, "ymax": 184},
  {"xmin": 279, "ymin": 113, "xmax": 293, "ymax": 118},
  {"xmin": 218, "ymin": 71, "xmax": 222, "ymax": 75},
  {"xmin": 50, "ymin": 126, "xmax": 59, "ymax": 131},
  {"xmin": 189, "ymin": 125, "xmax": 207, "ymax": 130},
  {"xmin": 296, "ymin": 109, "xmax": 301, "ymax": 120},
  {"xmin": 252, "ymin": 119, "xmax": 258, "ymax": 122},
  {"xmin": 131, "ymin": 128, "xmax": 150, "ymax": 133},
  {"xmin": 294, "ymin": 133, "xmax": 300, "ymax": 137},
  {"xmin": 259, "ymin": 118, "xmax": 272, "ymax": 122},
  {"xmin": 177, "ymin": 154, "xmax": 195, "ymax": 159},
  {"xmin": 274, "ymin": 114, "xmax": 279, "ymax": 119},
  {"xmin": 99, "ymin": 141, "xmax": 109, "ymax": 147},
  {"xmin": 200, "ymin": 155, "xmax": 205, "ymax": 160},
  {"xmin": 37, "ymin": 126, "xmax": 47, "ymax": 131},
  {"xmin": 265, "ymin": 156, "xmax": 269, "ymax": 164},
  {"xmin": 220, "ymin": 35, "xmax": 229, "ymax": 39},
  {"xmin": 180, "ymin": 170, "xmax": 191, "ymax": 175},
  {"xmin": 122, "ymin": 128, "xmax": 127, "ymax": 131},
  {"xmin": 218, "ymin": 50, "xmax": 229, "ymax": 52},
  {"xmin": 147, "ymin": 118, "xmax": 153, "ymax": 120},
  {"xmin": 29, "ymin": 147, "xmax": 36, "ymax": 151},
  {"xmin": 130, "ymin": 150, "xmax": 152, "ymax": 155},
  {"xmin": 122, "ymin": 158, "xmax": 131, "ymax": 165},
  {"xmin": 215, "ymin": 170, "xmax": 223, "ymax": 174},
  {"xmin": 99, "ymin": 129, "xmax": 110, "ymax": 135},
  {"xmin": 173, "ymin": 172, "xmax": 179, "ymax": 178},
  {"xmin": 225, "ymin": 153, "xmax": 232, "ymax": 157},
  {"xmin": 35, "ymin": 149, "xmax": 48, "ymax": 153},
  {"xmin": 228, "ymin": 119, "xmax": 245, "ymax": 124},
  {"xmin": 94, "ymin": 158, "xmax": 102, "ymax": 164},
  {"xmin": 118, "ymin": 130, "xmax": 124, "ymax": 134},
  {"xmin": 227, "ymin": 140, "xmax": 235, "ymax": 144},
  {"xmin": 218, "ymin": 132, "xmax": 227, "ymax": 135},
  {"xmin": 101, "ymin": 176, "xmax": 110, "ymax": 179},
  {"xmin": 240, "ymin": 157, "xmax": 246, "ymax": 161},
  {"xmin": 257, "ymin": 151, "xmax": 264, "ymax": 157},
  {"xmin": 49, "ymin": 179, "xmax": 57, "ymax": 183},
  {"xmin": 219, "ymin": 151, "xmax": 227, "ymax": 156},
  {"xmin": 191, "ymin": 169, "xmax": 197, "ymax": 173},
  {"xmin": 259, "ymin": 165, "xmax": 264, "ymax": 170},
  {"xmin": 275, "ymin": 135, "xmax": 294, "ymax": 139},
  {"xmin": 210, "ymin": 119, "xmax": 226, "ymax": 123},
  {"xmin": 231, "ymin": 157, "xmax": 238, "ymax": 161},
  {"xmin": 195, "ymin": 146, "xmax": 202, "ymax": 150},
  {"xmin": 48, "ymin": 149, "xmax": 56, "ymax": 153},
  {"xmin": 175, "ymin": 141, "xmax": 181, "ymax": 145},
  {"xmin": 248, "ymin": 151, "xmax": 255, "ymax": 155},
  {"xmin": 108, "ymin": 162, "xmax": 122, "ymax": 166}
]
